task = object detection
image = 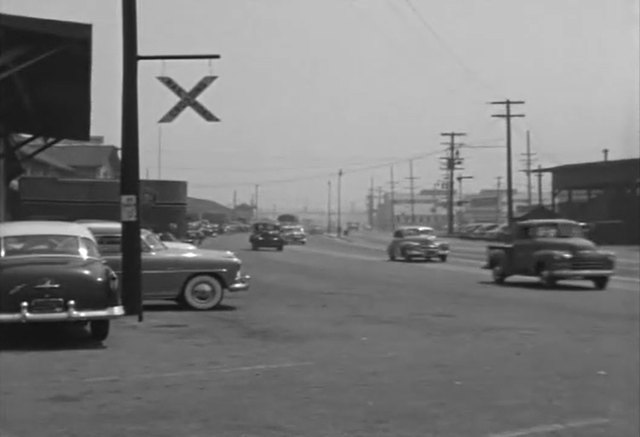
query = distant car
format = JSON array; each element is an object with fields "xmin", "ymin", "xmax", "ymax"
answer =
[
  {"xmin": 0, "ymin": 221, "xmax": 124, "ymax": 341},
  {"xmin": 387, "ymin": 226, "xmax": 450, "ymax": 262},
  {"xmin": 280, "ymin": 225, "xmax": 307, "ymax": 245},
  {"xmin": 250, "ymin": 222, "xmax": 285, "ymax": 251},
  {"xmin": 81, "ymin": 221, "xmax": 250, "ymax": 310}
]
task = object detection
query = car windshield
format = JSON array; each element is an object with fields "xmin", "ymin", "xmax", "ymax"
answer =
[
  {"xmin": 403, "ymin": 228, "xmax": 434, "ymax": 237},
  {"xmin": 1, "ymin": 234, "xmax": 100, "ymax": 259},
  {"xmin": 530, "ymin": 223, "xmax": 585, "ymax": 238},
  {"xmin": 255, "ymin": 223, "xmax": 279, "ymax": 232},
  {"xmin": 143, "ymin": 232, "xmax": 167, "ymax": 251}
]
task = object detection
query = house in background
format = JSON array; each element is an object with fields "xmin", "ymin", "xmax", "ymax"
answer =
[{"xmin": 14, "ymin": 136, "xmax": 120, "ymax": 180}]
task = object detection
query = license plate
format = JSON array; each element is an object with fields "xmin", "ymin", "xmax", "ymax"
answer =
[{"xmin": 30, "ymin": 298, "xmax": 65, "ymax": 313}]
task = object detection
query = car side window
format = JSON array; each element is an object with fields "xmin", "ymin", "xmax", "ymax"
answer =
[
  {"xmin": 515, "ymin": 226, "xmax": 531, "ymax": 240},
  {"xmin": 95, "ymin": 235, "xmax": 122, "ymax": 254},
  {"xmin": 393, "ymin": 230, "xmax": 403, "ymax": 238}
]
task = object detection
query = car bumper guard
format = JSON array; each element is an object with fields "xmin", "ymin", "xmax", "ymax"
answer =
[
  {"xmin": 228, "ymin": 274, "xmax": 251, "ymax": 292},
  {"xmin": 0, "ymin": 300, "xmax": 125, "ymax": 323}
]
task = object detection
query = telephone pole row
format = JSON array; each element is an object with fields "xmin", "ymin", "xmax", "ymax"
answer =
[
  {"xmin": 440, "ymin": 132, "xmax": 466, "ymax": 235},
  {"xmin": 490, "ymin": 99, "xmax": 525, "ymax": 224}
]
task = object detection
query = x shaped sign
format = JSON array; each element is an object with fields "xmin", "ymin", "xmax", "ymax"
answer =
[{"xmin": 157, "ymin": 75, "xmax": 220, "ymax": 123}]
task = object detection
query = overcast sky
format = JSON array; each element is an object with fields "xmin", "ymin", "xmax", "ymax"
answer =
[{"xmin": 2, "ymin": 0, "xmax": 639, "ymax": 210}]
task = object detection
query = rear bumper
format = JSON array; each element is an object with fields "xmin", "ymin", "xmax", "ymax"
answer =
[
  {"xmin": 228, "ymin": 274, "xmax": 251, "ymax": 292},
  {"xmin": 551, "ymin": 269, "xmax": 614, "ymax": 279},
  {"xmin": 0, "ymin": 301, "xmax": 125, "ymax": 323}
]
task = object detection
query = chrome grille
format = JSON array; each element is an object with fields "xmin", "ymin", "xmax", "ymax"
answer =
[{"xmin": 571, "ymin": 258, "xmax": 608, "ymax": 270}]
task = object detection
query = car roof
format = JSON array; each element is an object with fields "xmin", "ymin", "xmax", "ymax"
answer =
[
  {"xmin": 0, "ymin": 220, "xmax": 96, "ymax": 240},
  {"xmin": 77, "ymin": 220, "xmax": 152, "ymax": 236},
  {"xmin": 517, "ymin": 219, "xmax": 580, "ymax": 226},
  {"xmin": 397, "ymin": 226, "xmax": 434, "ymax": 231}
]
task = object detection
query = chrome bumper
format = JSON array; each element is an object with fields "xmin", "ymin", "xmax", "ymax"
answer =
[
  {"xmin": 0, "ymin": 300, "xmax": 125, "ymax": 323},
  {"xmin": 406, "ymin": 248, "xmax": 448, "ymax": 257},
  {"xmin": 551, "ymin": 269, "xmax": 614, "ymax": 279},
  {"xmin": 228, "ymin": 274, "xmax": 251, "ymax": 292}
]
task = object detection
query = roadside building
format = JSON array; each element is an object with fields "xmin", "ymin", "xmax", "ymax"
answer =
[
  {"xmin": 375, "ymin": 189, "xmax": 449, "ymax": 230},
  {"xmin": 187, "ymin": 197, "xmax": 232, "ymax": 223},
  {"xmin": 538, "ymin": 158, "xmax": 640, "ymax": 244}
]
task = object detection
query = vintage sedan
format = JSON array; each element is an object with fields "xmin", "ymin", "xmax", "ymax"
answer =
[
  {"xmin": 249, "ymin": 222, "xmax": 285, "ymax": 251},
  {"xmin": 280, "ymin": 225, "xmax": 307, "ymax": 245},
  {"xmin": 81, "ymin": 221, "xmax": 250, "ymax": 310},
  {"xmin": 0, "ymin": 221, "xmax": 124, "ymax": 341},
  {"xmin": 387, "ymin": 226, "xmax": 450, "ymax": 262}
]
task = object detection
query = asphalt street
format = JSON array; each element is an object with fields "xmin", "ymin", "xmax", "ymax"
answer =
[{"xmin": 0, "ymin": 233, "xmax": 638, "ymax": 437}]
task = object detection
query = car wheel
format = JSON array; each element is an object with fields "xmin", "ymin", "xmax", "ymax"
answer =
[
  {"xmin": 439, "ymin": 254, "xmax": 448, "ymax": 262},
  {"xmin": 539, "ymin": 268, "xmax": 557, "ymax": 289},
  {"xmin": 592, "ymin": 276, "xmax": 609, "ymax": 290},
  {"xmin": 492, "ymin": 263, "xmax": 506, "ymax": 284},
  {"xmin": 89, "ymin": 320, "xmax": 110, "ymax": 341},
  {"xmin": 182, "ymin": 275, "xmax": 225, "ymax": 310}
]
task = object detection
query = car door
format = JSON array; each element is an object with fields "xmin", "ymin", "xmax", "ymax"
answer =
[
  {"xmin": 513, "ymin": 225, "xmax": 538, "ymax": 274},
  {"xmin": 140, "ymin": 238, "xmax": 185, "ymax": 299}
]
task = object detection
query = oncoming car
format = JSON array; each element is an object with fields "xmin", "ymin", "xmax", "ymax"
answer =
[
  {"xmin": 0, "ymin": 221, "xmax": 124, "ymax": 341},
  {"xmin": 387, "ymin": 226, "xmax": 450, "ymax": 262}
]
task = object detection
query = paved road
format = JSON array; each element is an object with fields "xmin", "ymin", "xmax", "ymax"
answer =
[{"xmin": 1, "ymin": 234, "xmax": 638, "ymax": 437}]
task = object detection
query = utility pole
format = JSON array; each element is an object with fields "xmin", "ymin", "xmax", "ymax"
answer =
[
  {"xmin": 491, "ymin": 99, "xmax": 525, "ymax": 225},
  {"xmin": 376, "ymin": 186, "xmax": 383, "ymax": 229},
  {"xmin": 327, "ymin": 180, "xmax": 332, "ymax": 233},
  {"xmin": 232, "ymin": 190, "xmax": 237, "ymax": 210},
  {"xmin": 521, "ymin": 130, "xmax": 535, "ymax": 207},
  {"xmin": 602, "ymin": 148, "xmax": 609, "ymax": 161},
  {"xmin": 368, "ymin": 177, "xmax": 375, "ymax": 228},
  {"xmin": 120, "ymin": 0, "xmax": 220, "ymax": 321},
  {"xmin": 254, "ymin": 184, "xmax": 259, "ymax": 220},
  {"xmin": 406, "ymin": 159, "xmax": 419, "ymax": 224},
  {"xmin": 389, "ymin": 164, "xmax": 398, "ymax": 230},
  {"xmin": 496, "ymin": 176, "xmax": 503, "ymax": 223},
  {"xmin": 456, "ymin": 175, "xmax": 473, "ymax": 229},
  {"xmin": 337, "ymin": 169, "xmax": 343, "ymax": 236},
  {"xmin": 536, "ymin": 164, "xmax": 543, "ymax": 206},
  {"xmin": 440, "ymin": 132, "xmax": 466, "ymax": 235}
]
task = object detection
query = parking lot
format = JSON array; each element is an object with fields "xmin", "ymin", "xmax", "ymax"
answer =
[{"xmin": 1, "ymin": 233, "xmax": 638, "ymax": 437}]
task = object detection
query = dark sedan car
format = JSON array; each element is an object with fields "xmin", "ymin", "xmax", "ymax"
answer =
[
  {"xmin": 250, "ymin": 222, "xmax": 285, "ymax": 251},
  {"xmin": 0, "ymin": 221, "xmax": 124, "ymax": 341}
]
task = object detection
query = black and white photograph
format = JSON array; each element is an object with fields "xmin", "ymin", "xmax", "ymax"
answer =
[{"xmin": 1, "ymin": 1, "xmax": 639, "ymax": 436}]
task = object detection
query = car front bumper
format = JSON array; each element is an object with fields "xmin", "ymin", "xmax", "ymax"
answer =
[
  {"xmin": 228, "ymin": 274, "xmax": 251, "ymax": 292},
  {"xmin": 405, "ymin": 247, "xmax": 449, "ymax": 257},
  {"xmin": 0, "ymin": 301, "xmax": 125, "ymax": 323},
  {"xmin": 550, "ymin": 269, "xmax": 614, "ymax": 279}
]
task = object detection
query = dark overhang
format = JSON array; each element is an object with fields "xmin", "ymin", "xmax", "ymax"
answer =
[{"xmin": 0, "ymin": 13, "xmax": 92, "ymax": 140}]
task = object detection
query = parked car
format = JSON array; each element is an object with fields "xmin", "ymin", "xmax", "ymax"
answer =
[
  {"xmin": 483, "ymin": 219, "xmax": 615, "ymax": 289},
  {"xmin": 249, "ymin": 222, "xmax": 285, "ymax": 251},
  {"xmin": 387, "ymin": 226, "xmax": 450, "ymax": 262},
  {"xmin": 281, "ymin": 225, "xmax": 307, "ymax": 245},
  {"xmin": 0, "ymin": 221, "xmax": 124, "ymax": 341},
  {"xmin": 81, "ymin": 221, "xmax": 250, "ymax": 310},
  {"xmin": 485, "ymin": 223, "xmax": 510, "ymax": 241}
]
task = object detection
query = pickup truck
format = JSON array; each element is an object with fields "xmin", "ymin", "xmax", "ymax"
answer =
[{"xmin": 483, "ymin": 219, "xmax": 615, "ymax": 289}]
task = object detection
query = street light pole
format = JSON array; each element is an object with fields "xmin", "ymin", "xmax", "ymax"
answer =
[{"xmin": 327, "ymin": 180, "xmax": 332, "ymax": 233}]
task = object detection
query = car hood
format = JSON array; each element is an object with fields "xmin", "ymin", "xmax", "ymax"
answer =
[
  {"xmin": 536, "ymin": 237, "xmax": 598, "ymax": 252},
  {"xmin": 400, "ymin": 236, "xmax": 440, "ymax": 245},
  {"xmin": 163, "ymin": 241, "xmax": 197, "ymax": 250},
  {"xmin": 159, "ymin": 247, "xmax": 240, "ymax": 262}
]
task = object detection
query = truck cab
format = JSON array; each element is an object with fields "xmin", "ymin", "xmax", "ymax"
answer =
[{"xmin": 484, "ymin": 219, "xmax": 615, "ymax": 289}]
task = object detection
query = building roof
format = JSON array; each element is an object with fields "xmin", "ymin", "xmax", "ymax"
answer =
[
  {"xmin": 187, "ymin": 197, "xmax": 232, "ymax": 215},
  {"xmin": 534, "ymin": 158, "xmax": 639, "ymax": 173},
  {"xmin": 42, "ymin": 144, "xmax": 119, "ymax": 168}
]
